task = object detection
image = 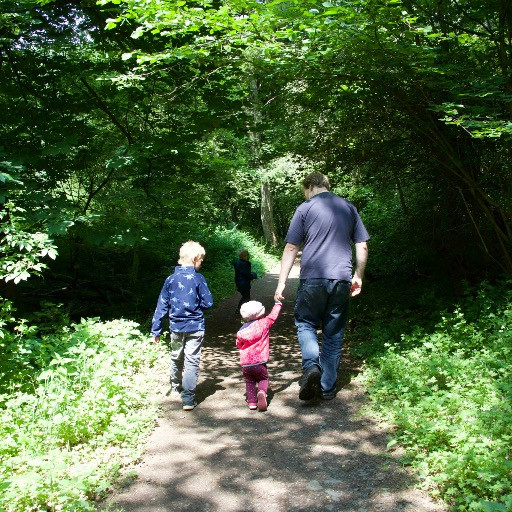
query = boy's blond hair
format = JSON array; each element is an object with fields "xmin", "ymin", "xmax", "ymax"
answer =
[{"xmin": 178, "ymin": 241, "xmax": 206, "ymax": 265}]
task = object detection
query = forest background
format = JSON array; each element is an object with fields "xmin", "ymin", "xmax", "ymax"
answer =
[{"xmin": 0, "ymin": 0, "xmax": 511, "ymax": 511}]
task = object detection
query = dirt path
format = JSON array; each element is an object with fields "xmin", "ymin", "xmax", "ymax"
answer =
[{"xmin": 103, "ymin": 264, "xmax": 447, "ymax": 512}]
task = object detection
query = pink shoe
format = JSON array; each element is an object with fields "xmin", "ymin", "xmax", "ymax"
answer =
[
  {"xmin": 257, "ymin": 391, "xmax": 267, "ymax": 412},
  {"xmin": 248, "ymin": 403, "xmax": 257, "ymax": 410}
]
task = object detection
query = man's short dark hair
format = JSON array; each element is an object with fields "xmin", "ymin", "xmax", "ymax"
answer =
[{"xmin": 302, "ymin": 172, "xmax": 330, "ymax": 191}]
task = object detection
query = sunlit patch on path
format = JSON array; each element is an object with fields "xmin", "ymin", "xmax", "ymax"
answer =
[{"xmin": 103, "ymin": 264, "xmax": 447, "ymax": 512}]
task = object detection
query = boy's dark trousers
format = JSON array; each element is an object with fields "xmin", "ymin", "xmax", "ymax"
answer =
[{"xmin": 237, "ymin": 288, "xmax": 251, "ymax": 311}]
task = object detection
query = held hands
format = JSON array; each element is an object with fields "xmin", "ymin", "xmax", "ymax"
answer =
[{"xmin": 274, "ymin": 283, "xmax": 286, "ymax": 302}]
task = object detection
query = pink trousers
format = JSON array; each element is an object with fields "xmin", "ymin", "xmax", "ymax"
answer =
[{"xmin": 242, "ymin": 364, "xmax": 268, "ymax": 403}]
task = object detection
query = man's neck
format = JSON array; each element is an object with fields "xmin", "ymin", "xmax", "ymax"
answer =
[{"xmin": 308, "ymin": 186, "xmax": 329, "ymax": 199}]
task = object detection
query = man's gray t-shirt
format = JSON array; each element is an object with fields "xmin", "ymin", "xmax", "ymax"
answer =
[{"xmin": 285, "ymin": 192, "xmax": 370, "ymax": 281}]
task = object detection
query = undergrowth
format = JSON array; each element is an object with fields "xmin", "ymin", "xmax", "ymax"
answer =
[
  {"xmin": 358, "ymin": 279, "xmax": 512, "ymax": 511},
  {"xmin": 0, "ymin": 302, "xmax": 166, "ymax": 512}
]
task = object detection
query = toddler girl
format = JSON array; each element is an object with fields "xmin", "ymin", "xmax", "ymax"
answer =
[{"xmin": 236, "ymin": 300, "xmax": 282, "ymax": 411}]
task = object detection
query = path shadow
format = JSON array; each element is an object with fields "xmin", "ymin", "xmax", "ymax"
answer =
[
  {"xmin": 196, "ymin": 377, "xmax": 225, "ymax": 404},
  {"xmin": 104, "ymin": 262, "xmax": 448, "ymax": 512}
]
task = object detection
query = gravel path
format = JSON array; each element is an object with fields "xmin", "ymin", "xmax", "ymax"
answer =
[{"xmin": 103, "ymin": 264, "xmax": 448, "ymax": 512}]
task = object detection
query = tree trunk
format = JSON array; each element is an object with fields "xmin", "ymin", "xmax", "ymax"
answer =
[
  {"xmin": 247, "ymin": 70, "xmax": 278, "ymax": 245},
  {"xmin": 392, "ymin": 168, "xmax": 409, "ymax": 218},
  {"xmin": 261, "ymin": 182, "xmax": 278, "ymax": 247},
  {"xmin": 130, "ymin": 247, "xmax": 140, "ymax": 284}
]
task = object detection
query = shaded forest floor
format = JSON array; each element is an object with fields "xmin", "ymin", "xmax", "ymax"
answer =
[{"xmin": 101, "ymin": 264, "xmax": 448, "ymax": 512}]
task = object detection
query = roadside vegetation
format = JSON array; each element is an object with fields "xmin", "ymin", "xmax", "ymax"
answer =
[
  {"xmin": 0, "ymin": 313, "xmax": 164, "ymax": 512},
  {"xmin": 350, "ymin": 279, "xmax": 512, "ymax": 512},
  {"xmin": 1, "ymin": 0, "xmax": 511, "ymax": 510}
]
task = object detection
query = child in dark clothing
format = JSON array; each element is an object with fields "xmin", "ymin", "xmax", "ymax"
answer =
[{"xmin": 233, "ymin": 249, "xmax": 257, "ymax": 311}]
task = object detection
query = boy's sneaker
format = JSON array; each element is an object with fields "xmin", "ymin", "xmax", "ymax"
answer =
[
  {"xmin": 182, "ymin": 402, "xmax": 196, "ymax": 411},
  {"xmin": 299, "ymin": 365, "xmax": 321, "ymax": 401},
  {"xmin": 248, "ymin": 403, "xmax": 257, "ymax": 410},
  {"xmin": 321, "ymin": 392, "xmax": 336, "ymax": 401},
  {"xmin": 257, "ymin": 391, "xmax": 267, "ymax": 412}
]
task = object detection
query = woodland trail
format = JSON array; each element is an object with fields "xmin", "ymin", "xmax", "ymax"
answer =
[{"xmin": 103, "ymin": 264, "xmax": 447, "ymax": 512}]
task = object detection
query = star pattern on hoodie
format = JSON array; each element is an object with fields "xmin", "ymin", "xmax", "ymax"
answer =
[{"xmin": 151, "ymin": 266, "xmax": 213, "ymax": 336}]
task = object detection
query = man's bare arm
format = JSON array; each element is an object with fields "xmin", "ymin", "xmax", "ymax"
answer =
[
  {"xmin": 274, "ymin": 243, "xmax": 300, "ymax": 301},
  {"xmin": 351, "ymin": 241, "xmax": 368, "ymax": 297}
]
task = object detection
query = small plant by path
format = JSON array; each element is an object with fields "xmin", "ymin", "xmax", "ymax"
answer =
[{"xmin": 102, "ymin": 264, "xmax": 447, "ymax": 512}]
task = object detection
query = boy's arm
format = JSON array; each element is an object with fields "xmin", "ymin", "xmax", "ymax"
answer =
[
  {"xmin": 248, "ymin": 261, "xmax": 257, "ymax": 280},
  {"xmin": 197, "ymin": 275, "xmax": 214, "ymax": 310},
  {"xmin": 151, "ymin": 282, "xmax": 170, "ymax": 340}
]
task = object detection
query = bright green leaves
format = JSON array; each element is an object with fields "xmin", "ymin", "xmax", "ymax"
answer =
[
  {"xmin": 0, "ymin": 171, "xmax": 22, "ymax": 186},
  {"xmin": 0, "ymin": 315, "xmax": 165, "ymax": 511},
  {"xmin": 0, "ymin": 203, "xmax": 58, "ymax": 284},
  {"xmin": 361, "ymin": 279, "xmax": 512, "ymax": 510}
]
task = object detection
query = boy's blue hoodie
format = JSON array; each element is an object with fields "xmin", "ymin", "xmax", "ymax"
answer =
[{"xmin": 151, "ymin": 266, "xmax": 213, "ymax": 336}]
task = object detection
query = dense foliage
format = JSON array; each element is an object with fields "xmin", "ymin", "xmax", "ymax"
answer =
[
  {"xmin": 0, "ymin": 312, "xmax": 165, "ymax": 511},
  {"xmin": 1, "ymin": 0, "xmax": 511, "ymax": 510},
  {"xmin": 356, "ymin": 279, "xmax": 512, "ymax": 511}
]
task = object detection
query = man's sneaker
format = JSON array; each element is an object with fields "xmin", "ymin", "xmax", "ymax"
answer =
[
  {"xmin": 248, "ymin": 403, "xmax": 257, "ymax": 410},
  {"xmin": 321, "ymin": 392, "xmax": 336, "ymax": 400},
  {"xmin": 182, "ymin": 403, "xmax": 196, "ymax": 411},
  {"xmin": 299, "ymin": 365, "xmax": 321, "ymax": 401},
  {"xmin": 257, "ymin": 391, "xmax": 267, "ymax": 412}
]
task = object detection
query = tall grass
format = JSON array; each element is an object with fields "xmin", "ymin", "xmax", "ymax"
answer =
[
  {"xmin": 359, "ymin": 280, "xmax": 512, "ymax": 511},
  {"xmin": 0, "ymin": 311, "xmax": 166, "ymax": 512}
]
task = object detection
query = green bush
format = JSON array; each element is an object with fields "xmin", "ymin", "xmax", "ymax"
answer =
[
  {"xmin": 361, "ymin": 280, "xmax": 512, "ymax": 511},
  {"xmin": 0, "ymin": 315, "xmax": 165, "ymax": 512}
]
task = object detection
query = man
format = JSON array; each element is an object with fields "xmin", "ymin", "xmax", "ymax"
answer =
[{"xmin": 274, "ymin": 172, "xmax": 369, "ymax": 401}]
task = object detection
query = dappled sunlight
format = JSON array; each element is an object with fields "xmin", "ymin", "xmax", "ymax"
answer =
[
  {"xmin": 107, "ymin": 263, "xmax": 446, "ymax": 512},
  {"xmin": 112, "ymin": 389, "xmax": 429, "ymax": 512}
]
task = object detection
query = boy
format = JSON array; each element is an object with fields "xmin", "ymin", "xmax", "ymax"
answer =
[
  {"xmin": 151, "ymin": 241, "xmax": 213, "ymax": 411},
  {"xmin": 233, "ymin": 249, "xmax": 257, "ymax": 311}
]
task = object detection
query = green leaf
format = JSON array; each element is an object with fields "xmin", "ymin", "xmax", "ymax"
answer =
[
  {"xmin": 387, "ymin": 439, "xmax": 398, "ymax": 449},
  {"xmin": 48, "ymin": 220, "xmax": 75, "ymax": 235},
  {"xmin": 478, "ymin": 502, "xmax": 507, "ymax": 512}
]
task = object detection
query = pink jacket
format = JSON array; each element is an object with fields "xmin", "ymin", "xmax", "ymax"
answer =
[{"xmin": 236, "ymin": 303, "xmax": 282, "ymax": 367}]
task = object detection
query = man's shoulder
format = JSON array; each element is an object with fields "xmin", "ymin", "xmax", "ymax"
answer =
[{"xmin": 311, "ymin": 192, "xmax": 356, "ymax": 210}]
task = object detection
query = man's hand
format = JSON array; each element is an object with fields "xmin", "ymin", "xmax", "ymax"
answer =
[
  {"xmin": 274, "ymin": 283, "xmax": 286, "ymax": 302},
  {"xmin": 153, "ymin": 336, "xmax": 160, "ymax": 344},
  {"xmin": 274, "ymin": 242, "xmax": 299, "ymax": 302},
  {"xmin": 350, "ymin": 276, "xmax": 362, "ymax": 297}
]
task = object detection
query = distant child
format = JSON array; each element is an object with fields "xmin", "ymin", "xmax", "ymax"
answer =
[
  {"xmin": 236, "ymin": 300, "xmax": 282, "ymax": 411},
  {"xmin": 233, "ymin": 249, "xmax": 257, "ymax": 311},
  {"xmin": 151, "ymin": 241, "xmax": 213, "ymax": 411}
]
